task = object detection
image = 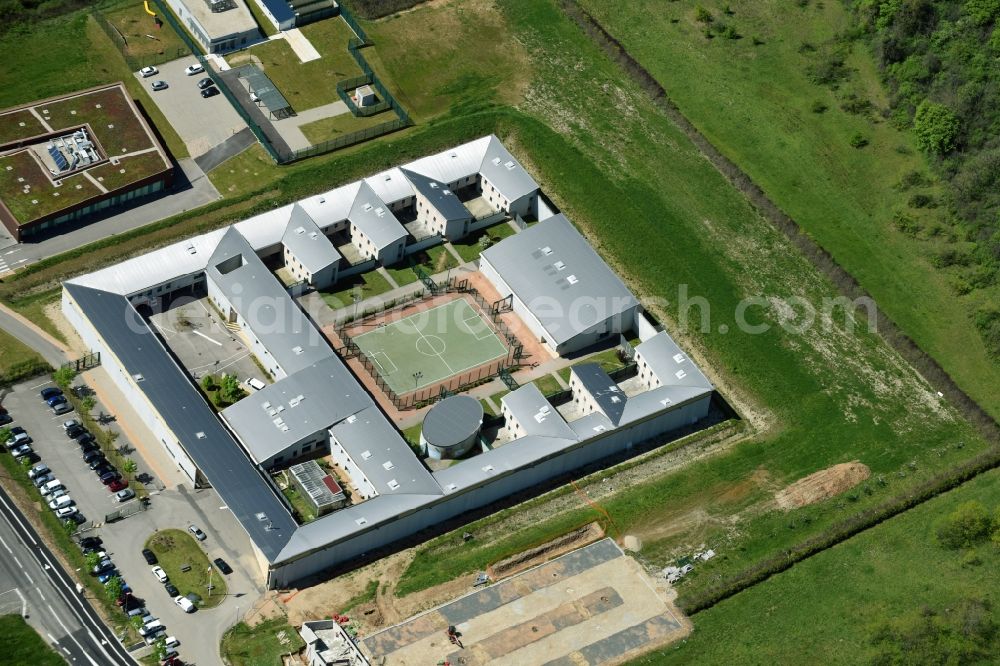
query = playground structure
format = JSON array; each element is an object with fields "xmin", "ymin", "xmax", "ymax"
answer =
[{"xmin": 143, "ymin": 0, "xmax": 164, "ymax": 28}]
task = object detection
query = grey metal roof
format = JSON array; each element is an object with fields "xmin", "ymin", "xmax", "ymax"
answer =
[
  {"xmin": 478, "ymin": 135, "xmax": 540, "ymax": 202},
  {"xmin": 570, "ymin": 364, "xmax": 627, "ymax": 424},
  {"xmin": 433, "ymin": 432, "xmax": 578, "ymax": 494},
  {"xmin": 421, "ymin": 395, "xmax": 483, "ymax": 448},
  {"xmin": 329, "ymin": 406, "xmax": 442, "ymax": 497},
  {"xmin": 281, "ymin": 204, "xmax": 341, "ymax": 275},
  {"xmin": 620, "ymin": 384, "xmax": 712, "ymax": 425},
  {"xmin": 238, "ymin": 65, "xmax": 292, "ymax": 114},
  {"xmin": 220, "ymin": 356, "xmax": 370, "ymax": 463},
  {"xmin": 400, "ymin": 168, "xmax": 471, "ymax": 222},
  {"xmin": 634, "ymin": 331, "xmax": 714, "ymax": 390},
  {"xmin": 348, "ymin": 181, "xmax": 407, "ymax": 250},
  {"xmin": 206, "ymin": 228, "xmax": 334, "ymax": 375},
  {"xmin": 481, "ymin": 214, "xmax": 639, "ymax": 345},
  {"xmin": 500, "ymin": 383, "xmax": 576, "ymax": 439},
  {"xmin": 63, "ymin": 283, "xmax": 296, "ymax": 561}
]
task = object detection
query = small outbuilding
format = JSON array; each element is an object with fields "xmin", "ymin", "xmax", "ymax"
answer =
[
  {"xmin": 420, "ymin": 395, "xmax": 483, "ymax": 460},
  {"xmin": 352, "ymin": 85, "xmax": 377, "ymax": 108}
]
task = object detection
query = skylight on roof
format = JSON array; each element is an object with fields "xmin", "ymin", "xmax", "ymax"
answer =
[
  {"xmin": 294, "ymin": 226, "xmax": 305, "ymax": 235},
  {"xmin": 387, "ymin": 479, "xmax": 400, "ymax": 490},
  {"xmin": 541, "ymin": 246, "xmax": 553, "ymax": 256},
  {"xmin": 361, "ymin": 450, "xmax": 372, "ymax": 460},
  {"xmin": 292, "ymin": 346, "xmax": 304, "ymax": 355},
  {"xmin": 553, "ymin": 260, "xmax": 566, "ymax": 270},
  {"xmin": 673, "ymin": 353, "xmax": 686, "ymax": 364},
  {"xmin": 491, "ymin": 157, "xmax": 501, "ymax": 166},
  {"xmin": 363, "ymin": 203, "xmax": 373, "ymax": 212},
  {"xmin": 504, "ymin": 160, "xmax": 516, "ymax": 170},
  {"xmin": 382, "ymin": 460, "xmax": 394, "ymax": 471},
  {"xmin": 567, "ymin": 275, "xmax": 579, "ymax": 285}
]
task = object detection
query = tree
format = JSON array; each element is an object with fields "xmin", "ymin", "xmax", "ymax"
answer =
[
  {"xmin": 129, "ymin": 614, "xmax": 146, "ymax": 632},
  {"xmin": 936, "ymin": 500, "xmax": 992, "ymax": 549},
  {"xmin": 121, "ymin": 458, "xmax": 137, "ymax": 480},
  {"xmin": 104, "ymin": 576, "xmax": 123, "ymax": 603},
  {"xmin": 868, "ymin": 599, "xmax": 998, "ymax": 665},
  {"xmin": 84, "ymin": 551, "xmax": 102, "ymax": 570},
  {"xmin": 152, "ymin": 637, "xmax": 168, "ymax": 661},
  {"xmin": 53, "ymin": 366, "xmax": 77, "ymax": 389},
  {"xmin": 62, "ymin": 519, "xmax": 77, "ymax": 538},
  {"xmin": 965, "ymin": 0, "xmax": 1000, "ymax": 26},
  {"xmin": 913, "ymin": 100, "xmax": 960, "ymax": 154},
  {"xmin": 201, "ymin": 374, "xmax": 217, "ymax": 392},
  {"xmin": 218, "ymin": 374, "xmax": 246, "ymax": 404},
  {"xmin": 80, "ymin": 395, "xmax": 95, "ymax": 414},
  {"xmin": 695, "ymin": 5, "xmax": 713, "ymax": 23}
]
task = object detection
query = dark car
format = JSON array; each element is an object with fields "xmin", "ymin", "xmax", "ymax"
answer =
[
  {"xmin": 79, "ymin": 536, "xmax": 103, "ymax": 550},
  {"xmin": 200, "ymin": 86, "xmax": 219, "ymax": 98},
  {"xmin": 66, "ymin": 424, "xmax": 86, "ymax": 439},
  {"xmin": 196, "ymin": 77, "xmax": 213, "ymax": 90},
  {"xmin": 40, "ymin": 387, "xmax": 62, "ymax": 401},
  {"xmin": 0, "ymin": 414, "xmax": 11, "ymax": 426},
  {"xmin": 142, "ymin": 548, "xmax": 157, "ymax": 565},
  {"xmin": 213, "ymin": 558, "xmax": 232, "ymax": 575},
  {"xmin": 80, "ymin": 442, "xmax": 99, "ymax": 456},
  {"xmin": 46, "ymin": 395, "xmax": 67, "ymax": 408},
  {"xmin": 93, "ymin": 461, "xmax": 114, "ymax": 475},
  {"xmin": 164, "ymin": 582, "xmax": 179, "ymax": 597},
  {"xmin": 100, "ymin": 471, "xmax": 121, "ymax": 485},
  {"xmin": 73, "ymin": 430, "xmax": 93, "ymax": 443},
  {"xmin": 70, "ymin": 512, "xmax": 86, "ymax": 525},
  {"xmin": 85, "ymin": 452, "xmax": 105, "ymax": 466}
]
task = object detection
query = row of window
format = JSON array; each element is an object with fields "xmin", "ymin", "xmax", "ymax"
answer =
[{"xmin": 25, "ymin": 179, "xmax": 165, "ymax": 236}]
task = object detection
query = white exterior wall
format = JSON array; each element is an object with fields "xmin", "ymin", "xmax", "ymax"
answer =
[
  {"xmin": 479, "ymin": 255, "xmax": 552, "ymax": 352},
  {"xmin": 329, "ymin": 436, "xmax": 376, "ymax": 500},
  {"xmin": 269, "ymin": 394, "xmax": 711, "ymax": 587},
  {"xmin": 376, "ymin": 237, "xmax": 406, "ymax": 266},
  {"xmin": 62, "ymin": 289, "xmax": 200, "ymax": 485},
  {"xmin": 633, "ymin": 348, "xmax": 661, "ymax": 391},
  {"xmin": 207, "ymin": 275, "xmax": 285, "ymax": 379}
]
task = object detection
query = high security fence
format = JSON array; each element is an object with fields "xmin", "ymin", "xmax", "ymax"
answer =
[{"xmin": 92, "ymin": 6, "xmax": 190, "ymax": 71}]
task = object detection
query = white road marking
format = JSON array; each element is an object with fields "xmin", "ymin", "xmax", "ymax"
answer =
[
  {"xmin": 37, "ymin": 588, "xmax": 45, "ymax": 601},
  {"xmin": 29, "ymin": 380, "xmax": 52, "ymax": 390},
  {"xmin": 0, "ymin": 533, "xmax": 12, "ymax": 554},
  {"xmin": 4, "ymin": 248, "xmax": 20, "ymax": 255},
  {"xmin": 192, "ymin": 329, "xmax": 223, "ymax": 346},
  {"xmin": 46, "ymin": 603, "xmax": 100, "ymax": 666},
  {"xmin": 24, "ymin": 572, "xmax": 33, "ymax": 585},
  {"xmin": 13, "ymin": 555, "xmax": 23, "ymax": 569}
]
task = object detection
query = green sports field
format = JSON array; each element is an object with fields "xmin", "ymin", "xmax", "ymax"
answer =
[{"xmin": 353, "ymin": 299, "xmax": 508, "ymax": 394}]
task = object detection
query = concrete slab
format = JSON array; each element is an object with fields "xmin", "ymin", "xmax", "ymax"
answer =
[
  {"xmin": 284, "ymin": 28, "xmax": 322, "ymax": 63},
  {"xmin": 362, "ymin": 539, "xmax": 689, "ymax": 665}
]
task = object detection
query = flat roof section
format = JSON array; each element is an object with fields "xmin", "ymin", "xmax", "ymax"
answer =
[
  {"xmin": 421, "ymin": 395, "xmax": 483, "ymax": 449},
  {"xmin": 183, "ymin": 0, "xmax": 259, "ymax": 39}
]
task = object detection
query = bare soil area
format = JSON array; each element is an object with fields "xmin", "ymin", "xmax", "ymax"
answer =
[{"xmin": 775, "ymin": 461, "xmax": 871, "ymax": 510}]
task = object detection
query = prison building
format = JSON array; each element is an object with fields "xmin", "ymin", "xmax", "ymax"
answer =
[
  {"xmin": 480, "ymin": 214, "xmax": 641, "ymax": 355},
  {"xmin": 348, "ymin": 182, "xmax": 407, "ymax": 264},
  {"xmin": 281, "ymin": 204, "xmax": 340, "ymax": 289},
  {"xmin": 163, "ymin": 0, "xmax": 261, "ymax": 53},
  {"xmin": 401, "ymin": 168, "xmax": 473, "ymax": 240}
]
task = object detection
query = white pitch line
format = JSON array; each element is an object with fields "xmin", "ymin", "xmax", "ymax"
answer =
[
  {"xmin": 29, "ymin": 380, "xmax": 52, "ymax": 390},
  {"xmin": 192, "ymin": 329, "xmax": 223, "ymax": 346}
]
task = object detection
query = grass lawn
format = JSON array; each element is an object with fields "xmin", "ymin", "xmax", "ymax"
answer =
[
  {"xmin": 579, "ymin": 0, "xmax": 1000, "ymax": 421},
  {"xmin": 480, "ymin": 398, "xmax": 496, "ymax": 417},
  {"xmin": 228, "ymin": 18, "xmax": 363, "ymax": 112},
  {"xmin": 0, "ymin": 328, "xmax": 50, "ymax": 386},
  {"xmin": 401, "ymin": 422, "xmax": 422, "ymax": 448},
  {"xmin": 207, "ymin": 144, "xmax": 280, "ymax": 198},
  {"xmin": 409, "ymin": 244, "xmax": 458, "ymax": 274},
  {"xmin": 321, "ymin": 270, "xmax": 394, "ymax": 311},
  {"xmin": 101, "ymin": 2, "xmax": 188, "ymax": 64},
  {"xmin": 531, "ymin": 372, "xmax": 563, "ymax": 397},
  {"xmin": 299, "ymin": 110, "xmax": 396, "ymax": 145},
  {"xmin": 145, "ymin": 529, "xmax": 227, "ymax": 609},
  {"xmin": 221, "ymin": 618, "xmax": 305, "ymax": 666},
  {"xmin": 642, "ymin": 467, "xmax": 1000, "ymax": 664},
  {"xmin": 281, "ymin": 485, "xmax": 316, "ymax": 523},
  {"xmin": 450, "ymin": 222, "xmax": 517, "ymax": 263},
  {"xmin": 382, "ymin": 262, "xmax": 420, "ymax": 287},
  {"xmin": 0, "ymin": 615, "xmax": 66, "ymax": 666},
  {"xmin": 557, "ymin": 348, "xmax": 626, "ymax": 383},
  {"xmin": 7, "ymin": 289, "xmax": 66, "ymax": 346},
  {"xmin": 243, "ymin": 0, "xmax": 277, "ymax": 37}
]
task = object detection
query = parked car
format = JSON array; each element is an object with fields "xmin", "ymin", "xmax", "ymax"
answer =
[
  {"xmin": 184, "ymin": 63, "xmax": 204, "ymax": 75},
  {"xmin": 40, "ymin": 387, "xmax": 62, "ymax": 401},
  {"xmin": 144, "ymin": 628, "xmax": 166, "ymax": 645},
  {"xmin": 6, "ymin": 432, "xmax": 30, "ymax": 448},
  {"xmin": 0, "ymin": 414, "xmax": 11, "ymax": 426},
  {"xmin": 164, "ymin": 636, "xmax": 179, "ymax": 649},
  {"xmin": 164, "ymin": 582, "xmax": 179, "ymax": 597},
  {"xmin": 141, "ymin": 548, "xmax": 157, "ymax": 565},
  {"xmin": 174, "ymin": 595, "xmax": 195, "ymax": 613},
  {"xmin": 151, "ymin": 566, "xmax": 168, "ymax": 583},
  {"xmin": 11, "ymin": 444, "xmax": 33, "ymax": 458},
  {"xmin": 200, "ymin": 86, "xmax": 219, "ymax": 98},
  {"xmin": 83, "ymin": 450, "xmax": 104, "ymax": 465},
  {"xmin": 108, "ymin": 479, "xmax": 129, "ymax": 492},
  {"xmin": 48, "ymin": 488, "xmax": 67, "ymax": 501},
  {"xmin": 55, "ymin": 506, "xmax": 77, "ymax": 519},
  {"xmin": 213, "ymin": 558, "xmax": 232, "ymax": 575},
  {"xmin": 28, "ymin": 464, "xmax": 50, "ymax": 479},
  {"xmin": 52, "ymin": 402, "xmax": 73, "ymax": 415},
  {"xmin": 139, "ymin": 620, "xmax": 164, "ymax": 636},
  {"xmin": 78, "ymin": 536, "xmax": 102, "ymax": 550},
  {"xmin": 94, "ymin": 462, "xmax": 114, "ymax": 476},
  {"xmin": 160, "ymin": 648, "xmax": 179, "ymax": 663},
  {"xmin": 91, "ymin": 559, "xmax": 113, "ymax": 575},
  {"xmin": 48, "ymin": 495, "xmax": 73, "ymax": 511},
  {"xmin": 151, "ymin": 80, "xmax": 168, "ymax": 91},
  {"xmin": 45, "ymin": 395, "xmax": 67, "ymax": 408},
  {"xmin": 100, "ymin": 471, "xmax": 121, "ymax": 485},
  {"xmin": 32, "ymin": 473, "xmax": 53, "ymax": 488},
  {"xmin": 139, "ymin": 66, "xmax": 158, "ymax": 78},
  {"xmin": 89, "ymin": 456, "xmax": 109, "ymax": 470},
  {"xmin": 40, "ymin": 480, "xmax": 63, "ymax": 496},
  {"xmin": 126, "ymin": 606, "xmax": 147, "ymax": 618},
  {"xmin": 115, "ymin": 488, "xmax": 135, "ymax": 502},
  {"xmin": 73, "ymin": 430, "xmax": 93, "ymax": 443},
  {"xmin": 196, "ymin": 77, "xmax": 213, "ymax": 90},
  {"xmin": 62, "ymin": 419, "xmax": 81, "ymax": 432},
  {"xmin": 245, "ymin": 377, "xmax": 266, "ymax": 391},
  {"xmin": 66, "ymin": 424, "xmax": 85, "ymax": 439},
  {"xmin": 188, "ymin": 525, "xmax": 206, "ymax": 541},
  {"xmin": 97, "ymin": 570, "xmax": 118, "ymax": 584}
]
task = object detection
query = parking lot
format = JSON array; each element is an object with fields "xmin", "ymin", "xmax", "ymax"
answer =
[
  {"xmin": 135, "ymin": 58, "xmax": 248, "ymax": 157},
  {"xmin": 2, "ymin": 374, "xmax": 267, "ymax": 665},
  {"xmin": 149, "ymin": 296, "xmax": 264, "ymax": 387}
]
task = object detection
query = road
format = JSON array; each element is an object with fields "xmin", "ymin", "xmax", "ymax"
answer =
[{"xmin": 0, "ymin": 483, "xmax": 134, "ymax": 665}]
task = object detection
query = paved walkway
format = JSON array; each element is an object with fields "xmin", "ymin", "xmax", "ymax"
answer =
[
  {"xmin": 0, "ymin": 302, "xmax": 70, "ymax": 367},
  {"xmin": 283, "ymin": 28, "xmax": 322, "ymax": 63},
  {"xmin": 271, "ymin": 99, "xmax": 350, "ymax": 152},
  {"xmin": 194, "ymin": 126, "xmax": 257, "ymax": 172}
]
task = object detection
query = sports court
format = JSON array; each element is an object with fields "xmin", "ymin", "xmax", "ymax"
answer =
[{"xmin": 352, "ymin": 298, "xmax": 508, "ymax": 395}]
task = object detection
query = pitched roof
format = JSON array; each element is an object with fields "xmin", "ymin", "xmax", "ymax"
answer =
[
  {"xmin": 634, "ymin": 331, "xmax": 714, "ymax": 391},
  {"xmin": 401, "ymin": 168, "xmax": 471, "ymax": 222},
  {"xmin": 570, "ymin": 363, "xmax": 628, "ymax": 424},
  {"xmin": 481, "ymin": 214, "xmax": 639, "ymax": 345},
  {"xmin": 348, "ymin": 181, "xmax": 407, "ymax": 249},
  {"xmin": 477, "ymin": 135, "xmax": 539, "ymax": 202},
  {"xmin": 500, "ymin": 383, "xmax": 576, "ymax": 439},
  {"xmin": 281, "ymin": 204, "xmax": 341, "ymax": 274}
]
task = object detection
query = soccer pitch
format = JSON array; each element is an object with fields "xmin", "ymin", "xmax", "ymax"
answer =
[{"xmin": 353, "ymin": 299, "xmax": 509, "ymax": 394}]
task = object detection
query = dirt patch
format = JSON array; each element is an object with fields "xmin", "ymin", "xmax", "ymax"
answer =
[
  {"xmin": 775, "ymin": 461, "xmax": 871, "ymax": 510},
  {"xmin": 489, "ymin": 522, "xmax": 605, "ymax": 579}
]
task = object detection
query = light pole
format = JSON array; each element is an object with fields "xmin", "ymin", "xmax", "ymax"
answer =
[
  {"xmin": 207, "ymin": 564, "xmax": 213, "ymax": 600},
  {"xmin": 352, "ymin": 291, "xmax": 361, "ymax": 322},
  {"xmin": 413, "ymin": 371, "xmax": 422, "ymax": 389}
]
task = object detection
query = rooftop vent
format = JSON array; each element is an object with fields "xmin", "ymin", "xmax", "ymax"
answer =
[
  {"xmin": 361, "ymin": 450, "xmax": 372, "ymax": 460},
  {"xmin": 387, "ymin": 479, "xmax": 400, "ymax": 490},
  {"xmin": 491, "ymin": 157, "xmax": 501, "ymax": 166},
  {"xmin": 133, "ymin": 373, "xmax": 145, "ymax": 382},
  {"xmin": 294, "ymin": 226, "xmax": 305, "ymax": 235},
  {"xmin": 255, "ymin": 512, "xmax": 268, "ymax": 521},
  {"xmin": 363, "ymin": 203, "xmax": 373, "ymax": 212},
  {"xmin": 504, "ymin": 160, "xmax": 516, "ymax": 170},
  {"xmin": 382, "ymin": 460, "xmax": 394, "ymax": 470},
  {"xmin": 447, "ymin": 483, "xmax": 458, "ymax": 491},
  {"xmin": 675, "ymin": 370, "xmax": 687, "ymax": 380},
  {"xmin": 196, "ymin": 432, "xmax": 206, "ymax": 439},
  {"xmin": 481, "ymin": 465, "xmax": 495, "ymax": 474},
  {"xmin": 553, "ymin": 260, "xmax": 566, "ymax": 270},
  {"xmin": 593, "ymin": 425, "xmax": 606, "ymax": 433},
  {"xmin": 660, "ymin": 397, "xmax": 673, "ymax": 407},
  {"xmin": 566, "ymin": 275, "xmax": 579, "ymax": 285},
  {"xmin": 292, "ymin": 346, "xmax": 304, "ymax": 355},
  {"xmin": 673, "ymin": 353, "xmax": 686, "ymax": 364},
  {"xmin": 540, "ymin": 246, "xmax": 553, "ymax": 256},
  {"xmin": 610, "ymin": 396, "xmax": 621, "ymax": 404},
  {"xmin": 309, "ymin": 232, "xmax": 318, "ymax": 240},
  {"xmin": 355, "ymin": 517, "xmax": 367, "ymax": 526},
  {"xmin": 450, "ymin": 152, "xmax": 458, "ymax": 158},
  {"xmin": 317, "ymin": 196, "xmax": 326, "ymax": 204},
  {"xmin": 346, "ymin": 414, "xmax": 357, "ymax": 424},
  {"xmin": 384, "ymin": 174, "xmax": 392, "ymax": 181},
  {"xmin": 430, "ymin": 182, "xmax": 438, "ymax": 189}
]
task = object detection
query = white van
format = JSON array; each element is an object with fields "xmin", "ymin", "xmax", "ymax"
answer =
[
  {"xmin": 48, "ymin": 495, "xmax": 73, "ymax": 510},
  {"xmin": 245, "ymin": 377, "xmax": 266, "ymax": 391},
  {"xmin": 41, "ymin": 479, "xmax": 63, "ymax": 496}
]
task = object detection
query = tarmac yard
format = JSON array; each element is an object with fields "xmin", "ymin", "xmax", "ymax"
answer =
[{"xmin": 362, "ymin": 539, "xmax": 690, "ymax": 665}]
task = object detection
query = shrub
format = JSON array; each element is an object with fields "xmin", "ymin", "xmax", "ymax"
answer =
[
  {"xmin": 807, "ymin": 49, "xmax": 850, "ymax": 85},
  {"xmin": 201, "ymin": 374, "xmax": 217, "ymax": 391},
  {"xmin": 964, "ymin": 0, "xmax": 1000, "ymax": 26},
  {"xmin": 721, "ymin": 24, "xmax": 739, "ymax": 39},
  {"xmin": 695, "ymin": 5, "xmax": 713, "ymax": 23},
  {"xmin": 850, "ymin": 132, "xmax": 869, "ymax": 148},
  {"xmin": 913, "ymin": 100, "xmax": 960, "ymax": 154},
  {"xmin": 840, "ymin": 93, "xmax": 873, "ymax": 115},
  {"xmin": 810, "ymin": 100, "xmax": 828, "ymax": 113},
  {"xmin": 935, "ymin": 501, "xmax": 992, "ymax": 549},
  {"xmin": 908, "ymin": 193, "xmax": 937, "ymax": 208},
  {"xmin": 974, "ymin": 308, "xmax": 1000, "ymax": 360}
]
